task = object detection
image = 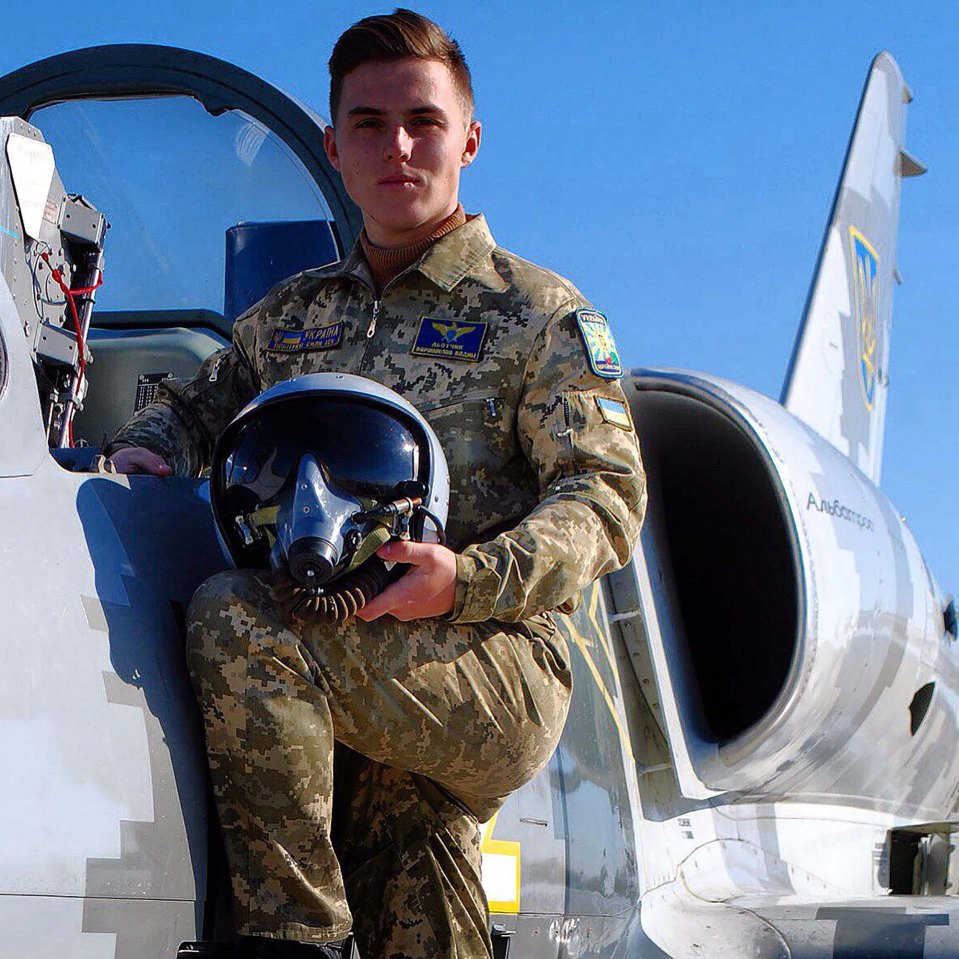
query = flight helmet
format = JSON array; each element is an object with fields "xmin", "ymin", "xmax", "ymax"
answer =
[{"xmin": 210, "ymin": 373, "xmax": 449, "ymax": 618}]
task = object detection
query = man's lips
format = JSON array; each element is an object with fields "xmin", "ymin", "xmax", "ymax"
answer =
[{"xmin": 378, "ymin": 175, "xmax": 420, "ymax": 186}]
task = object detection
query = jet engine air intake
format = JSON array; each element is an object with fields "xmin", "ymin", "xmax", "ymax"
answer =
[
  {"xmin": 625, "ymin": 370, "xmax": 945, "ymax": 807},
  {"xmin": 632, "ymin": 385, "xmax": 800, "ymax": 744}
]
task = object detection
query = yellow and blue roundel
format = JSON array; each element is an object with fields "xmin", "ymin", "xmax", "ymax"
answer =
[
  {"xmin": 575, "ymin": 309, "xmax": 622, "ymax": 379},
  {"xmin": 848, "ymin": 226, "xmax": 880, "ymax": 411}
]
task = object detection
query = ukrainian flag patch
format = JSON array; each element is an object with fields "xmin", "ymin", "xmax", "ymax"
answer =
[
  {"xmin": 575, "ymin": 309, "xmax": 622, "ymax": 379},
  {"xmin": 410, "ymin": 317, "xmax": 488, "ymax": 362},
  {"xmin": 596, "ymin": 396, "xmax": 633, "ymax": 431},
  {"xmin": 267, "ymin": 321, "xmax": 343, "ymax": 353}
]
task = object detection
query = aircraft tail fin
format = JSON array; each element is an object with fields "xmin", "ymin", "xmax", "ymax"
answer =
[{"xmin": 780, "ymin": 52, "xmax": 925, "ymax": 484}]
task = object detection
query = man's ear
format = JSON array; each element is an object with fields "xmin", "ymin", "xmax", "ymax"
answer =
[
  {"xmin": 324, "ymin": 125, "xmax": 341, "ymax": 172},
  {"xmin": 461, "ymin": 119, "xmax": 482, "ymax": 168}
]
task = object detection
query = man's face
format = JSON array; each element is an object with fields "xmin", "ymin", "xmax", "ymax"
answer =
[{"xmin": 324, "ymin": 58, "xmax": 481, "ymax": 246}]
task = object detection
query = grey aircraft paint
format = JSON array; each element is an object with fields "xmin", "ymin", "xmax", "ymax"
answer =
[
  {"xmin": 782, "ymin": 52, "xmax": 926, "ymax": 484},
  {"xmin": 0, "ymin": 45, "xmax": 956, "ymax": 959}
]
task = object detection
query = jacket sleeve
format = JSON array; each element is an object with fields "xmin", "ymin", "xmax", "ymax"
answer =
[
  {"xmin": 104, "ymin": 307, "xmax": 261, "ymax": 477},
  {"xmin": 449, "ymin": 305, "xmax": 646, "ymax": 623}
]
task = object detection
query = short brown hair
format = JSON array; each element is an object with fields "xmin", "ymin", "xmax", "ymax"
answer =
[{"xmin": 329, "ymin": 8, "xmax": 474, "ymax": 122}]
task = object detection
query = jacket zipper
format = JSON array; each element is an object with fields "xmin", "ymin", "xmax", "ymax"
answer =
[
  {"xmin": 364, "ymin": 263, "xmax": 411, "ymax": 338},
  {"xmin": 209, "ymin": 354, "xmax": 224, "ymax": 382},
  {"xmin": 366, "ymin": 299, "xmax": 381, "ymax": 338},
  {"xmin": 356, "ymin": 269, "xmax": 409, "ymax": 371},
  {"xmin": 558, "ymin": 395, "xmax": 574, "ymax": 445}
]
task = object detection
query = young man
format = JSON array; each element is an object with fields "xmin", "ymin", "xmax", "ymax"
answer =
[{"xmin": 106, "ymin": 9, "xmax": 646, "ymax": 958}]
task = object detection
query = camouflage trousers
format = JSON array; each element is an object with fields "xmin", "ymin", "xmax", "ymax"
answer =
[{"xmin": 185, "ymin": 569, "xmax": 572, "ymax": 958}]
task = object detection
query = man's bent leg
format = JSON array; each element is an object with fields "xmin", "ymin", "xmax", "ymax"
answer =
[
  {"xmin": 335, "ymin": 750, "xmax": 491, "ymax": 959},
  {"xmin": 298, "ymin": 594, "xmax": 572, "ymax": 817},
  {"xmin": 186, "ymin": 570, "xmax": 353, "ymax": 942},
  {"xmin": 186, "ymin": 568, "xmax": 571, "ymax": 947}
]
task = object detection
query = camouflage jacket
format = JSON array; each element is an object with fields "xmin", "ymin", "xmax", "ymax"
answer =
[{"xmin": 108, "ymin": 215, "xmax": 646, "ymax": 623}]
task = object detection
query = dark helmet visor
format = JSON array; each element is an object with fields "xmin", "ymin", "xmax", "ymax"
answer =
[{"xmin": 221, "ymin": 397, "xmax": 426, "ymax": 510}]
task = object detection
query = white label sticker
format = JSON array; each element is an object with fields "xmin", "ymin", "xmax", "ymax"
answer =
[
  {"xmin": 6, "ymin": 133, "xmax": 55, "ymax": 241},
  {"xmin": 479, "ymin": 813, "xmax": 521, "ymax": 913}
]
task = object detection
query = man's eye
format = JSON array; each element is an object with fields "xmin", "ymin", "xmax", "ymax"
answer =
[
  {"xmin": 412, "ymin": 117, "xmax": 441, "ymax": 127},
  {"xmin": 355, "ymin": 119, "xmax": 381, "ymax": 129}
]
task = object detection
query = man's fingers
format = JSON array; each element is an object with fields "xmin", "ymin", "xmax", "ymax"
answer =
[
  {"xmin": 358, "ymin": 542, "xmax": 457, "ymax": 621},
  {"xmin": 135, "ymin": 450, "xmax": 172, "ymax": 475},
  {"xmin": 356, "ymin": 577, "xmax": 413, "ymax": 621},
  {"xmin": 376, "ymin": 539, "xmax": 430, "ymax": 564},
  {"xmin": 107, "ymin": 446, "xmax": 172, "ymax": 476},
  {"xmin": 355, "ymin": 593, "xmax": 389, "ymax": 621}
]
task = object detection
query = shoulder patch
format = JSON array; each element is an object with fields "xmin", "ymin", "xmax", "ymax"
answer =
[
  {"xmin": 267, "ymin": 321, "xmax": 343, "ymax": 353},
  {"xmin": 575, "ymin": 309, "xmax": 622, "ymax": 379},
  {"xmin": 410, "ymin": 317, "xmax": 488, "ymax": 362}
]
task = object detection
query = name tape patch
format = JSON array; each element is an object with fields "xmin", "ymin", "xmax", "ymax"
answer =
[
  {"xmin": 267, "ymin": 321, "xmax": 343, "ymax": 353},
  {"xmin": 575, "ymin": 309, "xmax": 622, "ymax": 379},
  {"xmin": 410, "ymin": 317, "xmax": 488, "ymax": 362},
  {"xmin": 596, "ymin": 396, "xmax": 632, "ymax": 431}
]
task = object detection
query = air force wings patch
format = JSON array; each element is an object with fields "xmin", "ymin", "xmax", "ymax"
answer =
[
  {"xmin": 267, "ymin": 321, "xmax": 343, "ymax": 353},
  {"xmin": 575, "ymin": 309, "xmax": 622, "ymax": 379},
  {"xmin": 411, "ymin": 317, "xmax": 488, "ymax": 362}
]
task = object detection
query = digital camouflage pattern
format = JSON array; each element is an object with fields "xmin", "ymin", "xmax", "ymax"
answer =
[
  {"xmin": 108, "ymin": 215, "xmax": 647, "ymax": 623},
  {"xmin": 110, "ymin": 215, "xmax": 646, "ymax": 953},
  {"xmin": 186, "ymin": 568, "xmax": 572, "ymax": 954}
]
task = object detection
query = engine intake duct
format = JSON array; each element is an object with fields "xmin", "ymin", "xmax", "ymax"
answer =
[{"xmin": 633, "ymin": 388, "xmax": 800, "ymax": 745}]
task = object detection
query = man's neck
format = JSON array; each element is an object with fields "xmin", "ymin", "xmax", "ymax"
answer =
[
  {"xmin": 361, "ymin": 204, "xmax": 467, "ymax": 295},
  {"xmin": 363, "ymin": 201, "xmax": 462, "ymax": 249}
]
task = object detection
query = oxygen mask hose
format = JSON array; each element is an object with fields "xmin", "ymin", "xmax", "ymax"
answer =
[
  {"xmin": 272, "ymin": 520, "xmax": 395, "ymax": 623},
  {"xmin": 271, "ymin": 556, "xmax": 392, "ymax": 623},
  {"xmin": 269, "ymin": 495, "xmax": 447, "ymax": 624}
]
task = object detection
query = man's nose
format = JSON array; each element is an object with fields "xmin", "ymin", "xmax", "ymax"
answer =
[{"xmin": 384, "ymin": 125, "xmax": 412, "ymax": 162}]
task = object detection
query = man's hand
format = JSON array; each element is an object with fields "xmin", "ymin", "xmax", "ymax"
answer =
[
  {"xmin": 106, "ymin": 446, "xmax": 172, "ymax": 476},
  {"xmin": 356, "ymin": 540, "xmax": 457, "ymax": 622}
]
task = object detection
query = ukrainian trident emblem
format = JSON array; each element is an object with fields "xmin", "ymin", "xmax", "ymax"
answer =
[{"xmin": 848, "ymin": 226, "xmax": 880, "ymax": 411}]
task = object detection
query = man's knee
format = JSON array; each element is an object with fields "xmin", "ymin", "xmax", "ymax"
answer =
[{"xmin": 185, "ymin": 569, "xmax": 274, "ymax": 683}]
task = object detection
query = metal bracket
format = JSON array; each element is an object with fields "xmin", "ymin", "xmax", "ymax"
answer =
[{"xmin": 58, "ymin": 197, "xmax": 107, "ymax": 246}]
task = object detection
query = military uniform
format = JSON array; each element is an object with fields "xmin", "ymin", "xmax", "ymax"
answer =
[{"xmin": 109, "ymin": 215, "xmax": 646, "ymax": 957}]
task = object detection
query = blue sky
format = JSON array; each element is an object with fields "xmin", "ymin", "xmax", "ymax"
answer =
[{"xmin": 1, "ymin": 1, "xmax": 956, "ymax": 598}]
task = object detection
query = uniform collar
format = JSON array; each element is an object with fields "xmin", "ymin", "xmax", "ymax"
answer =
[
  {"xmin": 416, "ymin": 214, "xmax": 498, "ymax": 291},
  {"xmin": 334, "ymin": 214, "xmax": 500, "ymax": 294}
]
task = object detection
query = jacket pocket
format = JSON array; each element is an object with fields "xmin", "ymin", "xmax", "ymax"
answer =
[
  {"xmin": 421, "ymin": 393, "xmax": 533, "ymax": 546},
  {"xmin": 421, "ymin": 393, "xmax": 516, "ymax": 474}
]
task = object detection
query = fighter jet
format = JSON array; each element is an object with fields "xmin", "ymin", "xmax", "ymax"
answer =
[{"xmin": 0, "ymin": 45, "xmax": 954, "ymax": 958}]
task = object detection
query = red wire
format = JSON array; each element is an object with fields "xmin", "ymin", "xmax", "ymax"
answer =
[{"xmin": 40, "ymin": 251, "xmax": 104, "ymax": 445}]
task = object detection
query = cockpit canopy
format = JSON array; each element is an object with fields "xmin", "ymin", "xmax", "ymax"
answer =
[{"xmin": 0, "ymin": 44, "xmax": 361, "ymax": 450}]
